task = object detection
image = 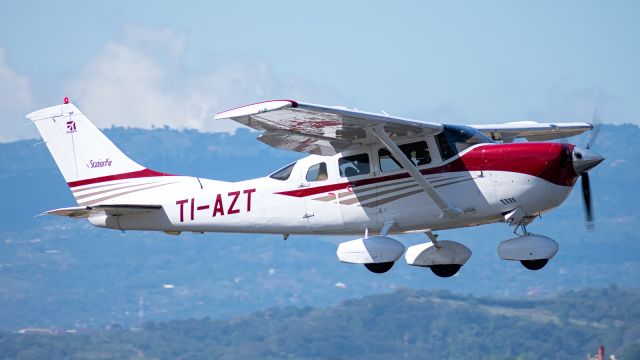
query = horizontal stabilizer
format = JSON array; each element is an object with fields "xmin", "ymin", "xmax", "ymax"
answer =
[{"xmin": 41, "ymin": 204, "xmax": 162, "ymax": 218}]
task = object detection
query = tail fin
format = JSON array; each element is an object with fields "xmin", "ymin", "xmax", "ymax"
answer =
[
  {"xmin": 26, "ymin": 101, "xmax": 145, "ymax": 183},
  {"xmin": 26, "ymin": 101, "xmax": 174, "ymax": 196},
  {"xmin": 27, "ymin": 101, "xmax": 175, "ymax": 208}
]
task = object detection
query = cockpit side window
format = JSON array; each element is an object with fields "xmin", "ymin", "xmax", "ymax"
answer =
[
  {"xmin": 306, "ymin": 162, "xmax": 328, "ymax": 182},
  {"xmin": 378, "ymin": 141, "xmax": 431, "ymax": 172},
  {"xmin": 436, "ymin": 125, "xmax": 494, "ymax": 161},
  {"xmin": 436, "ymin": 133, "xmax": 456, "ymax": 161},
  {"xmin": 269, "ymin": 162, "xmax": 296, "ymax": 181},
  {"xmin": 339, "ymin": 153, "xmax": 370, "ymax": 177}
]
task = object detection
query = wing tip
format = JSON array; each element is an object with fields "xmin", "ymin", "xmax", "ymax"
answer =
[{"xmin": 214, "ymin": 99, "xmax": 298, "ymax": 120}]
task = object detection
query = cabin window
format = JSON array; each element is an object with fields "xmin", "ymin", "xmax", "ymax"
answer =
[
  {"xmin": 339, "ymin": 153, "xmax": 370, "ymax": 177},
  {"xmin": 378, "ymin": 141, "xmax": 431, "ymax": 172},
  {"xmin": 269, "ymin": 162, "xmax": 296, "ymax": 181},
  {"xmin": 306, "ymin": 162, "xmax": 328, "ymax": 182},
  {"xmin": 379, "ymin": 149, "xmax": 402, "ymax": 172}
]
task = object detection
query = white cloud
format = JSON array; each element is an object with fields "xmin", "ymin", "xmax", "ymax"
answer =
[
  {"xmin": 121, "ymin": 25, "xmax": 187, "ymax": 60},
  {"xmin": 0, "ymin": 48, "xmax": 36, "ymax": 142},
  {"xmin": 64, "ymin": 25, "xmax": 341, "ymax": 134},
  {"xmin": 0, "ymin": 25, "xmax": 343, "ymax": 143}
]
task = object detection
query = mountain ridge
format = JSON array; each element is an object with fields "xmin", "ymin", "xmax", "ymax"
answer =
[{"xmin": 1, "ymin": 287, "xmax": 638, "ymax": 360}]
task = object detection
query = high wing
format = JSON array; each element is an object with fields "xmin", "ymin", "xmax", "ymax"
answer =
[
  {"xmin": 42, "ymin": 204, "xmax": 163, "ymax": 218},
  {"xmin": 470, "ymin": 121, "xmax": 592, "ymax": 142},
  {"xmin": 215, "ymin": 100, "xmax": 593, "ymax": 219},
  {"xmin": 214, "ymin": 100, "xmax": 443, "ymax": 156},
  {"xmin": 215, "ymin": 101, "xmax": 594, "ymax": 153}
]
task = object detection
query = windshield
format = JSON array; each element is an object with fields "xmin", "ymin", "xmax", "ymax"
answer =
[
  {"xmin": 269, "ymin": 162, "xmax": 296, "ymax": 181},
  {"xmin": 436, "ymin": 125, "xmax": 494, "ymax": 161}
]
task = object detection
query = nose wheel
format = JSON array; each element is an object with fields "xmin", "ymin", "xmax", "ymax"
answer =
[{"xmin": 502, "ymin": 222, "xmax": 555, "ymax": 271}]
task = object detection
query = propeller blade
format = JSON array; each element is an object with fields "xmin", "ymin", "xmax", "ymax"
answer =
[
  {"xmin": 583, "ymin": 108, "xmax": 602, "ymax": 229},
  {"xmin": 586, "ymin": 108, "xmax": 602, "ymax": 150},
  {"xmin": 581, "ymin": 173, "xmax": 594, "ymax": 229}
]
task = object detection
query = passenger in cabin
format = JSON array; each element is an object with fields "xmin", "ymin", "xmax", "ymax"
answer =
[{"xmin": 317, "ymin": 164, "xmax": 328, "ymax": 181}]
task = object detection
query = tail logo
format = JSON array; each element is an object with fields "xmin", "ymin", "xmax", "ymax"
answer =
[
  {"xmin": 66, "ymin": 120, "xmax": 77, "ymax": 134},
  {"xmin": 88, "ymin": 158, "xmax": 113, "ymax": 168}
]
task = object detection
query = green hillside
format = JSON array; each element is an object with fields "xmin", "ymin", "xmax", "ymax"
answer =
[{"xmin": 1, "ymin": 287, "xmax": 639, "ymax": 360}]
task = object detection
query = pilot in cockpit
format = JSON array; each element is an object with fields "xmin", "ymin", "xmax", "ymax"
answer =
[{"xmin": 416, "ymin": 148, "xmax": 431, "ymax": 165}]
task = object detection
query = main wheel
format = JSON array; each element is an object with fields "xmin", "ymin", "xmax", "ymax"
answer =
[
  {"xmin": 520, "ymin": 259, "xmax": 548, "ymax": 271},
  {"xmin": 429, "ymin": 264, "xmax": 461, "ymax": 278},
  {"xmin": 364, "ymin": 262, "xmax": 395, "ymax": 274}
]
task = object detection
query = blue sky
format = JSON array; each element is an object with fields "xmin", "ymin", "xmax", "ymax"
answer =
[{"xmin": 1, "ymin": 0, "xmax": 638, "ymax": 141}]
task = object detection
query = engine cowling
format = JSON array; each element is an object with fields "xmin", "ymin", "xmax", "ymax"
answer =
[
  {"xmin": 336, "ymin": 236, "xmax": 405, "ymax": 264},
  {"xmin": 404, "ymin": 240, "xmax": 472, "ymax": 267},
  {"xmin": 497, "ymin": 234, "xmax": 559, "ymax": 261}
]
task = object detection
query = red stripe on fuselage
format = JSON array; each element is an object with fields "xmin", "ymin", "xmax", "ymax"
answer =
[
  {"xmin": 67, "ymin": 169, "xmax": 175, "ymax": 188},
  {"xmin": 276, "ymin": 142, "xmax": 578, "ymax": 198}
]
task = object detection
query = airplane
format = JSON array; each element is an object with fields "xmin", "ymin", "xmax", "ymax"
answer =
[{"xmin": 27, "ymin": 98, "xmax": 604, "ymax": 277}]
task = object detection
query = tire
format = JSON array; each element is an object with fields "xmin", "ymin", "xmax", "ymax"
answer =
[
  {"xmin": 520, "ymin": 259, "xmax": 548, "ymax": 271},
  {"xmin": 429, "ymin": 264, "xmax": 462, "ymax": 278},
  {"xmin": 364, "ymin": 262, "xmax": 395, "ymax": 274}
]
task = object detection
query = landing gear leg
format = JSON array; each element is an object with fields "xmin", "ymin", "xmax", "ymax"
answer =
[
  {"xmin": 514, "ymin": 222, "xmax": 529, "ymax": 236},
  {"xmin": 425, "ymin": 230, "xmax": 441, "ymax": 249}
]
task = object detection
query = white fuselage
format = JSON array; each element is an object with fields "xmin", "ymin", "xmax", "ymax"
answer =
[{"xmin": 80, "ymin": 142, "xmax": 575, "ymax": 236}]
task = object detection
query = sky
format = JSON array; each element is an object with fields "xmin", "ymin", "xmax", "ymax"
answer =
[{"xmin": 0, "ymin": 0, "xmax": 638, "ymax": 142}]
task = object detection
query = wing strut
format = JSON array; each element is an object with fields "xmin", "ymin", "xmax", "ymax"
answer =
[{"xmin": 369, "ymin": 126, "xmax": 462, "ymax": 219}]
